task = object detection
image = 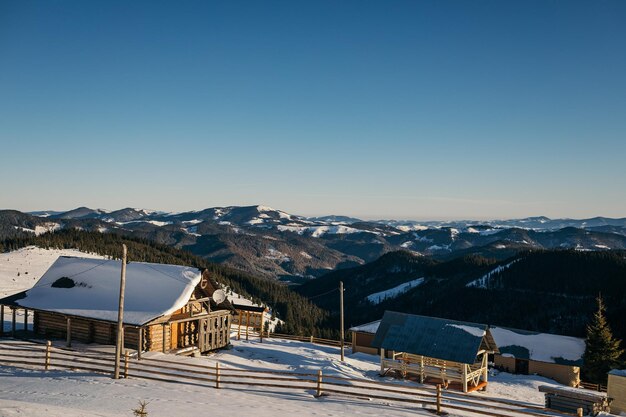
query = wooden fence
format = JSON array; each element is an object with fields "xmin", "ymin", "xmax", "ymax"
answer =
[
  {"xmin": 231, "ymin": 325, "xmax": 349, "ymax": 348},
  {"xmin": 0, "ymin": 339, "xmax": 574, "ymax": 417},
  {"xmin": 579, "ymin": 381, "xmax": 608, "ymax": 393}
]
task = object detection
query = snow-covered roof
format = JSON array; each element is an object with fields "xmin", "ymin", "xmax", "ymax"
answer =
[
  {"xmin": 491, "ymin": 326, "xmax": 585, "ymax": 366},
  {"xmin": 609, "ymin": 369, "xmax": 626, "ymax": 377},
  {"xmin": 4, "ymin": 256, "xmax": 201, "ymax": 326},
  {"xmin": 349, "ymin": 320, "xmax": 381, "ymax": 334}
]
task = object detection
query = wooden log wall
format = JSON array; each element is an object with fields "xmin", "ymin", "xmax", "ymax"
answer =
[{"xmin": 34, "ymin": 312, "xmax": 141, "ymax": 349}]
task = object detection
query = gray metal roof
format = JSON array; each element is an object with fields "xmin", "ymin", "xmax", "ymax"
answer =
[{"xmin": 371, "ymin": 311, "xmax": 497, "ymax": 364}]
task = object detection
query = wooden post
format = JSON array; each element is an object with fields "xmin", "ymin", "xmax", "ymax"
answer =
[
  {"xmin": 577, "ymin": 408, "xmax": 583, "ymax": 417},
  {"xmin": 66, "ymin": 317, "xmax": 72, "ymax": 347},
  {"xmin": 11, "ymin": 308, "xmax": 16, "ymax": 337},
  {"xmin": 0, "ymin": 305, "xmax": 4, "ymax": 336},
  {"xmin": 259, "ymin": 312, "xmax": 264, "ymax": 343},
  {"xmin": 162, "ymin": 323, "xmax": 167, "ymax": 353},
  {"xmin": 124, "ymin": 350, "xmax": 129, "ymax": 378},
  {"xmin": 245, "ymin": 311, "xmax": 250, "ymax": 341},
  {"xmin": 45, "ymin": 340, "xmax": 51, "ymax": 370},
  {"xmin": 310, "ymin": 335, "xmax": 314, "ymax": 343},
  {"xmin": 420, "ymin": 355, "xmax": 425, "ymax": 383},
  {"xmin": 339, "ymin": 281, "xmax": 344, "ymax": 361},
  {"xmin": 482, "ymin": 352, "xmax": 488, "ymax": 385},
  {"xmin": 462, "ymin": 363, "xmax": 468, "ymax": 393},
  {"xmin": 215, "ymin": 362, "xmax": 220, "ymax": 389},
  {"xmin": 114, "ymin": 244, "xmax": 127, "ymax": 380},
  {"xmin": 436, "ymin": 384, "xmax": 442, "ymax": 415},
  {"xmin": 137, "ymin": 327, "xmax": 143, "ymax": 360},
  {"xmin": 316, "ymin": 369, "xmax": 323, "ymax": 397},
  {"xmin": 23, "ymin": 309, "xmax": 28, "ymax": 332},
  {"xmin": 237, "ymin": 310, "xmax": 242, "ymax": 340},
  {"xmin": 380, "ymin": 348, "xmax": 385, "ymax": 375}
]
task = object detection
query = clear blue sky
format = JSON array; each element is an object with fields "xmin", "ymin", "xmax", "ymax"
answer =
[{"xmin": 1, "ymin": 1, "xmax": 625, "ymax": 220}]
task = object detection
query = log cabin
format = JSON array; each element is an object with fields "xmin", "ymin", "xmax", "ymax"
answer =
[
  {"xmin": 372, "ymin": 311, "xmax": 498, "ymax": 393},
  {"xmin": 0, "ymin": 256, "xmax": 235, "ymax": 355}
]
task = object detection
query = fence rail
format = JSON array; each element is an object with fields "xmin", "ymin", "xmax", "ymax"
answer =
[
  {"xmin": 0, "ymin": 339, "xmax": 573, "ymax": 417},
  {"xmin": 578, "ymin": 381, "xmax": 607, "ymax": 393}
]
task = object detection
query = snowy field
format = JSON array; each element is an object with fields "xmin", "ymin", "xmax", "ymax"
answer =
[{"xmin": 0, "ymin": 334, "xmax": 567, "ymax": 417}]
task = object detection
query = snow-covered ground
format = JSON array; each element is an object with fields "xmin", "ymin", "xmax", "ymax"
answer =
[{"xmin": 0, "ymin": 335, "xmax": 566, "ymax": 417}]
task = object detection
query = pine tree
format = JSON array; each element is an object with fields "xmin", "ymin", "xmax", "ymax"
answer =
[{"xmin": 582, "ymin": 295, "xmax": 624, "ymax": 383}]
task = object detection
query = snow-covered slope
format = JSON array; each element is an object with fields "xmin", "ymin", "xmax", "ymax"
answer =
[
  {"xmin": 366, "ymin": 278, "xmax": 424, "ymax": 304},
  {"xmin": 466, "ymin": 259, "xmax": 520, "ymax": 289}
]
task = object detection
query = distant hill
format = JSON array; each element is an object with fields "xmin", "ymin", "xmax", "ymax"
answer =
[{"xmin": 0, "ymin": 206, "xmax": 625, "ymax": 281}]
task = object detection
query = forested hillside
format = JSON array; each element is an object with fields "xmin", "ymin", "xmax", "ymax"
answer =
[
  {"xmin": 300, "ymin": 250, "xmax": 626, "ymax": 342},
  {"xmin": 0, "ymin": 230, "xmax": 333, "ymax": 337}
]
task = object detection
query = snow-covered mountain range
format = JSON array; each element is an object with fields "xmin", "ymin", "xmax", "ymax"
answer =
[{"xmin": 2, "ymin": 205, "xmax": 626, "ymax": 280}]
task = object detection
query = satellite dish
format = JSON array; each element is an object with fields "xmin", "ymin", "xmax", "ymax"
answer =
[{"xmin": 212, "ymin": 289, "xmax": 226, "ymax": 305}]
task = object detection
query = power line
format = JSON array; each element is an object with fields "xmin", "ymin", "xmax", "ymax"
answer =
[{"xmin": 306, "ymin": 287, "xmax": 338, "ymax": 300}]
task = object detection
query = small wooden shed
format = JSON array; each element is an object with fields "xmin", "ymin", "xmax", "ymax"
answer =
[
  {"xmin": 608, "ymin": 369, "xmax": 626, "ymax": 415},
  {"xmin": 490, "ymin": 326, "xmax": 584, "ymax": 387},
  {"xmin": 372, "ymin": 311, "xmax": 498, "ymax": 393},
  {"xmin": 349, "ymin": 319, "xmax": 381, "ymax": 355},
  {"xmin": 0, "ymin": 256, "xmax": 235, "ymax": 354}
]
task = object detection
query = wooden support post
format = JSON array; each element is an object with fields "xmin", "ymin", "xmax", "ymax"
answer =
[
  {"xmin": 316, "ymin": 369, "xmax": 323, "ymax": 397},
  {"xmin": 162, "ymin": 323, "xmax": 167, "ymax": 353},
  {"xmin": 577, "ymin": 408, "xmax": 583, "ymax": 417},
  {"xmin": 339, "ymin": 281, "xmax": 344, "ymax": 361},
  {"xmin": 237, "ymin": 310, "xmax": 242, "ymax": 340},
  {"xmin": 436, "ymin": 384, "xmax": 442, "ymax": 415},
  {"xmin": 462, "ymin": 363, "xmax": 468, "ymax": 393},
  {"xmin": 11, "ymin": 308, "xmax": 16, "ymax": 337},
  {"xmin": 137, "ymin": 327, "xmax": 143, "ymax": 360},
  {"xmin": 123, "ymin": 350, "xmax": 129, "ymax": 378},
  {"xmin": 380, "ymin": 348, "xmax": 385, "ymax": 375},
  {"xmin": 420, "ymin": 355, "xmax": 425, "ymax": 383},
  {"xmin": 215, "ymin": 362, "xmax": 220, "ymax": 389},
  {"xmin": 245, "ymin": 311, "xmax": 250, "ymax": 341},
  {"xmin": 45, "ymin": 340, "xmax": 51, "ymax": 370},
  {"xmin": 66, "ymin": 317, "xmax": 72, "ymax": 347},
  {"xmin": 310, "ymin": 335, "xmax": 314, "ymax": 343},
  {"xmin": 0, "ymin": 305, "xmax": 4, "ymax": 336},
  {"xmin": 23, "ymin": 309, "xmax": 28, "ymax": 332},
  {"xmin": 482, "ymin": 353, "xmax": 488, "ymax": 385},
  {"xmin": 259, "ymin": 312, "xmax": 264, "ymax": 343}
]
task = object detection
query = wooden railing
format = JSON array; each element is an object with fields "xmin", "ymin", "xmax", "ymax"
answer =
[
  {"xmin": 0, "ymin": 339, "xmax": 573, "ymax": 417},
  {"xmin": 231, "ymin": 325, "xmax": 350, "ymax": 348},
  {"xmin": 579, "ymin": 381, "xmax": 607, "ymax": 393}
]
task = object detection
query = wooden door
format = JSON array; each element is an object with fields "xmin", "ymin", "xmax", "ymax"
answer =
[
  {"xmin": 170, "ymin": 323, "xmax": 179, "ymax": 350},
  {"xmin": 515, "ymin": 359, "xmax": 529, "ymax": 375}
]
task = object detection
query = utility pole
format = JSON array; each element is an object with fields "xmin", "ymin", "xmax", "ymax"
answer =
[
  {"xmin": 114, "ymin": 244, "xmax": 127, "ymax": 379},
  {"xmin": 340, "ymin": 280, "xmax": 344, "ymax": 361}
]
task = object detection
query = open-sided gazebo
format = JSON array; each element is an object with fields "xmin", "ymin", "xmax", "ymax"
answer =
[{"xmin": 372, "ymin": 311, "xmax": 498, "ymax": 393}]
